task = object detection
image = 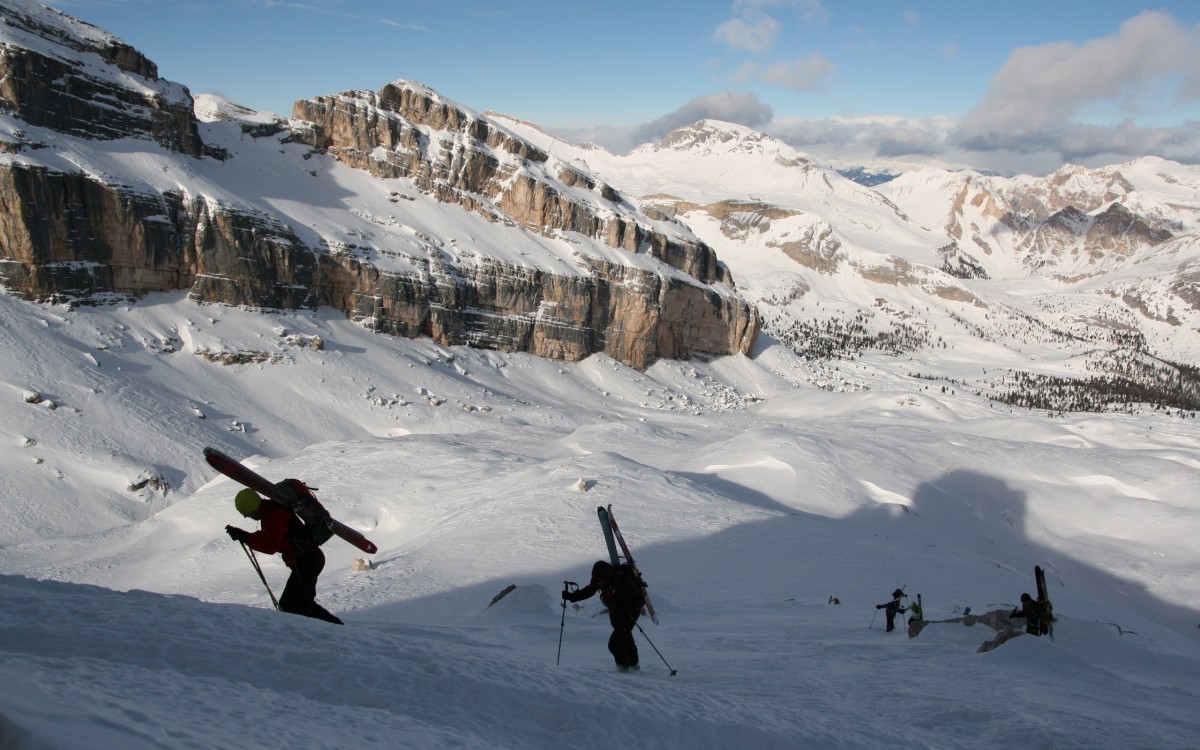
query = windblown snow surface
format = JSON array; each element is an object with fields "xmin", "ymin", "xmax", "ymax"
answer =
[{"xmin": 0, "ymin": 291, "xmax": 1197, "ymax": 750}]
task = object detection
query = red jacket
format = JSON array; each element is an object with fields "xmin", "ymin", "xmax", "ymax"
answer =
[{"xmin": 246, "ymin": 503, "xmax": 298, "ymax": 567}]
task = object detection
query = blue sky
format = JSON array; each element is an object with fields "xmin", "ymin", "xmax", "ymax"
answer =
[{"xmin": 55, "ymin": 0, "xmax": 1200, "ymax": 175}]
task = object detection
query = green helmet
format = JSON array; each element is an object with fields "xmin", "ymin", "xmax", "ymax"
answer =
[{"xmin": 234, "ymin": 489, "xmax": 262, "ymax": 517}]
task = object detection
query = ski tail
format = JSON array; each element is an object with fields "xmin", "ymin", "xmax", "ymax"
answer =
[
  {"xmin": 596, "ymin": 506, "xmax": 620, "ymax": 566},
  {"xmin": 1035, "ymin": 565, "xmax": 1054, "ymax": 636},
  {"xmin": 605, "ymin": 505, "xmax": 659, "ymax": 625},
  {"xmin": 327, "ymin": 518, "xmax": 378, "ymax": 554},
  {"xmin": 203, "ymin": 447, "xmax": 378, "ymax": 554}
]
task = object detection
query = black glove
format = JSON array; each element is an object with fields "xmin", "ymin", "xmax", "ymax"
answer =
[
  {"xmin": 561, "ymin": 589, "xmax": 571, "ymax": 601},
  {"xmin": 225, "ymin": 525, "xmax": 251, "ymax": 543},
  {"xmin": 876, "ymin": 604, "xmax": 884, "ymax": 610}
]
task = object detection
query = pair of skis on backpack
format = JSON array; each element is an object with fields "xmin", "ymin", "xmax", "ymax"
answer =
[
  {"xmin": 597, "ymin": 504, "xmax": 659, "ymax": 625},
  {"xmin": 1035, "ymin": 564, "xmax": 1055, "ymax": 637},
  {"xmin": 204, "ymin": 447, "xmax": 378, "ymax": 554}
]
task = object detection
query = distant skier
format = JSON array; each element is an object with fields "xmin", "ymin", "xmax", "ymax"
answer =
[
  {"xmin": 225, "ymin": 488, "xmax": 343, "ymax": 625},
  {"xmin": 1009, "ymin": 593, "xmax": 1049, "ymax": 636},
  {"xmin": 875, "ymin": 588, "xmax": 908, "ymax": 632},
  {"xmin": 563, "ymin": 560, "xmax": 646, "ymax": 671}
]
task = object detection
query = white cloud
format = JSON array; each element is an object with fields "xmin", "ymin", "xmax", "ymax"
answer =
[
  {"xmin": 714, "ymin": 15, "xmax": 781, "ymax": 54},
  {"xmin": 377, "ymin": 19, "xmax": 431, "ymax": 32},
  {"xmin": 958, "ymin": 11, "xmax": 1200, "ymax": 152},
  {"xmin": 735, "ymin": 54, "xmax": 835, "ymax": 91},
  {"xmin": 559, "ymin": 11, "xmax": 1200, "ymax": 175},
  {"xmin": 715, "ymin": 0, "xmax": 830, "ymax": 54},
  {"xmin": 731, "ymin": 0, "xmax": 830, "ymax": 21}
]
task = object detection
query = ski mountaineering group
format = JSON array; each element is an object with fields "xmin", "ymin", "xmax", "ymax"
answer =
[{"xmin": 206, "ymin": 447, "xmax": 1055, "ymax": 672}]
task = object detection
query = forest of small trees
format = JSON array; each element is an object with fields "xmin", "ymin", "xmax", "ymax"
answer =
[
  {"xmin": 991, "ymin": 353, "xmax": 1200, "ymax": 417},
  {"xmin": 765, "ymin": 306, "xmax": 1198, "ymax": 418},
  {"xmin": 766, "ymin": 312, "xmax": 931, "ymax": 359}
]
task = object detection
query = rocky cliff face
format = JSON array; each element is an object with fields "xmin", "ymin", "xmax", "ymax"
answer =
[
  {"xmin": 0, "ymin": 1, "xmax": 205, "ymax": 155},
  {"xmin": 289, "ymin": 84, "xmax": 732, "ymax": 287},
  {"xmin": 0, "ymin": 1, "xmax": 757, "ymax": 370}
]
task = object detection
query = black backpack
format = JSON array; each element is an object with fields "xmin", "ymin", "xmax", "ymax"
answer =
[
  {"xmin": 273, "ymin": 478, "xmax": 334, "ymax": 552},
  {"xmin": 611, "ymin": 563, "xmax": 649, "ymax": 613}
]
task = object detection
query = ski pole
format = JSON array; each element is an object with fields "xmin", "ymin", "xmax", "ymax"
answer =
[
  {"xmin": 870, "ymin": 608, "xmax": 878, "ymax": 629},
  {"xmin": 240, "ymin": 541, "xmax": 280, "ymax": 611},
  {"xmin": 557, "ymin": 581, "xmax": 577, "ymax": 666},
  {"xmin": 634, "ymin": 620, "xmax": 677, "ymax": 676}
]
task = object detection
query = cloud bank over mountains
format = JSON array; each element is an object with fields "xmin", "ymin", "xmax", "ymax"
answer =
[{"xmin": 552, "ymin": 7, "xmax": 1200, "ymax": 176}]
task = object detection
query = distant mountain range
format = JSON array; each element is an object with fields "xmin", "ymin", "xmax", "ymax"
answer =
[
  {"xmin": 2, "ymin": 0, "xmax": 1198, "ymax": 413},
  {"xmin": 834, "ymin": 166, "xmax": 901, "ymax": 187}
]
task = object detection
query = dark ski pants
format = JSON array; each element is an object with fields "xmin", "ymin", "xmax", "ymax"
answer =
[
  {"xmin": 885, "ymin": 603, "xmax": 902, "ymax": 632},
  {"xmin": 280, "ymin": 549, "xmax": 343, "ymax": 625},
  {"xmin": 608, "ymin": 611, "xmax": 639, "ymax": 668}
]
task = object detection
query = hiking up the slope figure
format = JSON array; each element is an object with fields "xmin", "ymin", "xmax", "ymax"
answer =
[
  {"xmin": 563, "ymin": 560, "xmax": 647, "ymax": 671},
  {"xmin": 225, "ymin": 488, "xmax": 343, "ymax": 625},
  {"xmin": 876, "ymin": 588, "xmax": 908, "ymax": 632}
]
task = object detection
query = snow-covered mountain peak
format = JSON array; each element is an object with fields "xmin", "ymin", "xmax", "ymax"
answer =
[
  {"xmin": 0, "ymin": 0, "xmax": 190, "ymax": 107},
  {"xmin": 379, "ymin": 78, "xmax": 445, "ymax": 103},
  {"xmin": 638, "ymin": 119, "xmax": 812, "ymax": 164},
  {"xmin": 1, "ymin": 0, "xmax": 119, "ymax": 49},
  {"xmin": 192, "ymin": 93, "xmax": 282, "ymax": 126}
]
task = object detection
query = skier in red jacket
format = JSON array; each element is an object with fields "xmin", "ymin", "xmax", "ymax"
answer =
[{"xmin": 225, "ymin": 489, "xmax": 342, "ymax": 624}]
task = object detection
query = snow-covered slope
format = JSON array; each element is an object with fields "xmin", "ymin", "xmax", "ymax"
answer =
[{"xmin": 1, "ymin": 291, "xmax": 1198, "ymax": 749}]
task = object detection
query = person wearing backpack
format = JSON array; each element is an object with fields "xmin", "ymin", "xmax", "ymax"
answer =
[
  {"xmin": 875, "ymin": 588, "xmax": 908, "ymax": 632},
  {"xmin": 1009, "ymin": 592, "xmax": 1049, "ymax": 636},
  {"xmin": 563, "ymin": 560, "xmax": 646, "ymax": 670},
  {"xmin": 225, "ymin": 488, "xmax": 343, "ymax": 624}
]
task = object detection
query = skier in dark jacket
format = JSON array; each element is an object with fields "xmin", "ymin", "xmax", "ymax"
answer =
[
  {"xmin": 1009, "ymin": 593, "xmax": 1049, "ymax": 636},
  {"xmin": 564, "ymin": 560, "xmax": 646, "ymax": 670},
  {"xmin": 225, "ymin": 489, "xmax": 343, "ymax": 624},
  {"xmin": 875, "ymin": 588, "xmax": 908, "ymax": 632}
]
